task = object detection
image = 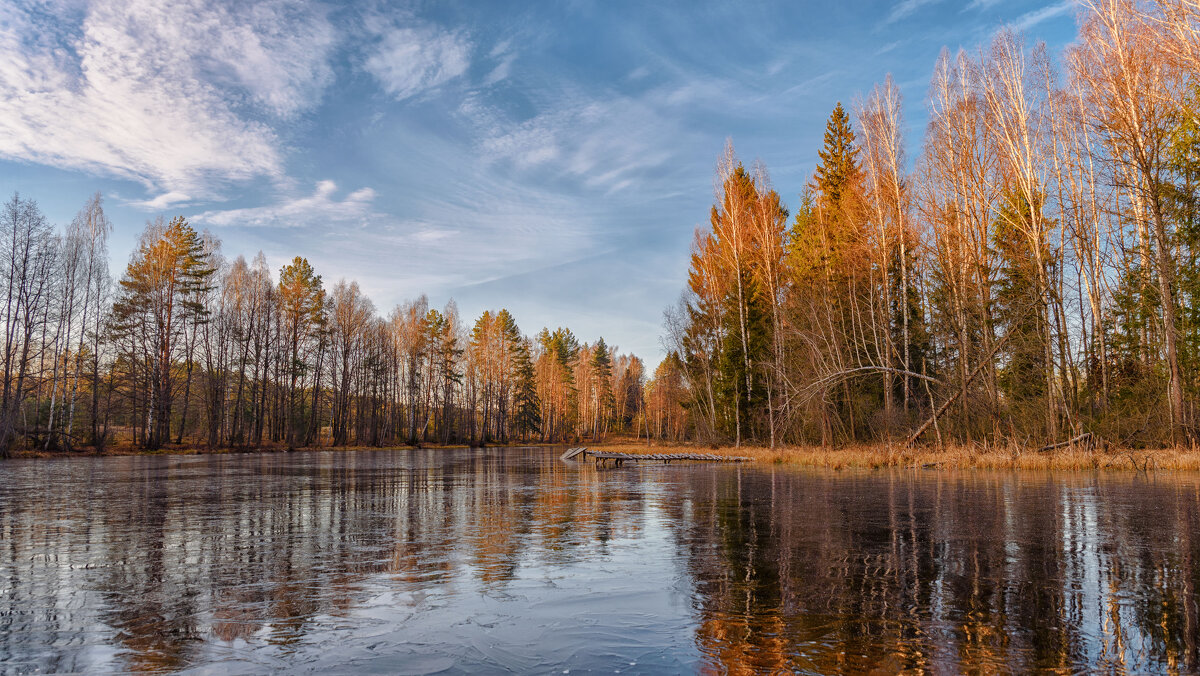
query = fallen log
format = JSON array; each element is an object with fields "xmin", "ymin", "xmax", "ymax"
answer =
[{"xmin": 1037, "ymin": 432, "xmax": 1094, "ymax": 453}]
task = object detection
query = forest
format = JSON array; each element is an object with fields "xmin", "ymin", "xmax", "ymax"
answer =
[
  {"xmin": 0, "ymin": 197, "xmax": 649, "ymax": 456},
  {"xmin": 655, "ymin": 0, "xmax": 1200, "ymax": 449},
  {"xmin": 3, "ymin": 0, "xmax": 1198, "ymax": 457}
]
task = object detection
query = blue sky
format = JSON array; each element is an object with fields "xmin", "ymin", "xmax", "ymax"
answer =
[{"xmin": 0, "ymin": 0, "xmax": 1078, "ymax": 362}]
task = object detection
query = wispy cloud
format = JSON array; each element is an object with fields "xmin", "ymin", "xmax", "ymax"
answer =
[
  {"xmin": 127, "ymin": 191, "xmax": 193, "ymax": 211},
  {"xmin": 1010, "ymin": 1, "xmax": 1075, "ymax": 32},
  {"xmin": 468, "ymin": 94, "xmax": 676, "ymax": 194},
  {"xmin": 482, "ymin": 38, "xmax": 518, "ymax": 87},
  {"xmin": 886, "ymin": 0, "xmax": 942, "ymax": 24},
  {"xmin": 193, "ymin": 180, "xmax": 377, "ymax": 228},
  {"xmin": 965, "ymin": 0, "xmax": 1005, "ymax": 11},
  {"xmin": 875, "ymin": 40, "xmax": 905, "ymax": 55},
  {"xmin": 0, "ymin": 0, "xmax": 336, "ymax": 195},
  {"xmin": 365, "ymin": 23, "xmax": 472, "ymax": 100}
]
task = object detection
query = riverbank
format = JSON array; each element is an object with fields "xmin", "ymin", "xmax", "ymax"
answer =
[
  {"xmin": 589, "ymin": 441, "xmax": 1200, "ymax": 471},
  {"xmin": 8, "ymin": 439, "xmax": 1198, "ymax": 471},
  {"xmin": 5, "ymin": 441, "xmax": 549, "ymax": 460}
]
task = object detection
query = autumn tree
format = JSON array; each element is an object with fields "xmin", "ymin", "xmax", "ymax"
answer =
[
  {"xmin": 277, "ymin": 256, "xmax": 325, "ymax": 446},
  {"xmin": 111, "ymin": 216, "xmax": 215, "ymax": 450},
  {"xmin": 1071, "ymin": 0, "xmax": 1192, "ymax": 441}
]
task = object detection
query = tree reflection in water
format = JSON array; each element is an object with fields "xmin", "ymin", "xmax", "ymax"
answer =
[
  {"xmin": 672, "ymin": 468, "xmax": 1200, "ymax": 673},
  {"xmin": 0, "ymin": 450, "xmax": 1197, "ymax": 673}
]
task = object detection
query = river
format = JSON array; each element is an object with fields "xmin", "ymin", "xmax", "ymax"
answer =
[{"xmin": 1, "ymin": 447, "xmax": 1197, "ymax": 673}]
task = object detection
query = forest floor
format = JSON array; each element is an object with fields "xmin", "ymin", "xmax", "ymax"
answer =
[{"xmin": 589, "ymin": 440, "xmax": 1200, "ymax": 471}]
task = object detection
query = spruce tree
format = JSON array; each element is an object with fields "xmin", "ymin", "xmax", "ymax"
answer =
[
  {"xmin": 814, "ymin": 102, "xmax": 860, "ymax": 206},
  {"xmin": 992, "ymin": 191, "xmax": 1051, "ymax": 411},
  {"xmin": 590, "ymin": 338, "xmax": 613, "ymax": 440},
  {"xmin": 512, "ymin": 339, "xmax": 541, "ymax": 440}
]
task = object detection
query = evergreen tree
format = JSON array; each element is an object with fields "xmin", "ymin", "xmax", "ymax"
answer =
[
  {"xmin": 590, "ymin": 337, "xmax": 613, "ymax": 440},
  {"xmin": 1168, "ymin": 86, "xmax": 1200, "ymax": 396},
  {"xmin": 814, "ymin": 102, "xmax": 860, "ymax": 207},
  {"xmin": 991, "ymin": 191, "xmax": 1051, "ymax": 416},
  {"xmin": 714, "ymin": 270, "xmax": 771, "ymax": 439},
  {"xmin": 512, "ymin": 338, "xmax": 541, "ymax": 440}
]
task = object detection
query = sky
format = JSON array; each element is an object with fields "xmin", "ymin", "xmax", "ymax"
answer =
[{"xmin": 0, "ymin": 0, "xmax": 1080, "ymax": 364}]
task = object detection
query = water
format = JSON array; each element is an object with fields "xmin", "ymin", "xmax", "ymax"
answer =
[{"xmin": 1, "ymin": 448, "xmax": 1198, "ymax": 674}]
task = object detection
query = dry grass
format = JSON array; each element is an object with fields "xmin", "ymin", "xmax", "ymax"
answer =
[
  {"xmin": 591, "ymin": 440, "xmax": 1200, "ymax": 471},
  {"xmin": 12, "ymin": 438, "xmax": 1199, "ymax": 472}
]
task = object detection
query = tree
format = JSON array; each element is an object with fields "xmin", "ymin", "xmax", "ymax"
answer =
[
  {"xmin": 858, "ymin": 76, "xmax": 920, "ymax": 421},
  {"xmin": 992, "ymin": 191, "xmax": 1054, "ymax": 434},
  {"xmin": 512, "ymin": 337, "xmax": 541, "ymax": 441},
  {"xmin": 1071, "ymin": 0, "xmax": 1191, "ymax": 441},
  {"xmin": 111, "ymin": 216, "xmax": 215, "ymax": 450},
  {"xmin": 0, "ymin": 194, "xmax": 56, "ymax": 457},
  {"xmin": 277, "ymin": 256, "xmax": 325, "ymax": 446},
  {"xmin": 329, "ymin": 280, "xmax": 374, "ymax": 446},
  {"xmin": 589, "ymin": 338, "xmax": 613, "ymax": 441}
]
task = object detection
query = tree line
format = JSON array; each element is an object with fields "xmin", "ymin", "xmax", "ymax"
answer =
[
  {"xmin": 655, "ymin": 0, "xmax": 1200, "ymax": 448},
  {"xmin": 0, "ymin": 196, "xmax": 647, "ymax": 457}
]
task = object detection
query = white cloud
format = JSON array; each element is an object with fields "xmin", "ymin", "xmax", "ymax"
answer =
[
  {"xmin": 483, "ymin": 51, "xmax": 517, "ymax": 87},
  {"xmin": 0, "ymin": 0, "xmax": 336, "ymax": 195},
  {"xmin": 1011, "ymin": 1, "xmax": 1074, "ymax": 32},
  {"xmin": 412, "ymin": 226, "xmax": 458, "ymax": 243},
  {"xmin": 481, "ymin": 38, "xmax": 518, "ymax": 87},
  {"xmin": 365, "ymin": 25, "xmax": 471, "ymax": 100},
  {"xmin": 127, "ymin": 191, "xmax": 193, "ymax": 211},
  {"xmin": 193, "ymin": 180, "xmax": 378, "ymax": 228},
  {"xmin": 488, "ymin": 39, "xmax": 512, "ymax": 59}
]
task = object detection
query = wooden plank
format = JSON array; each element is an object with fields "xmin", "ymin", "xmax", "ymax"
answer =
[
  {"xmin": 560, "ymin": 447, "xmax": 588, "ymax": 461},
  {"xmin": 583, "ymin": 450, "xmax": 754, "ymax": 464}
]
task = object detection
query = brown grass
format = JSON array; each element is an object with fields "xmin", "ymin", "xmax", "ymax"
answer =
[
  {"xmin": 11, "ymin": 438, "xmax": 1199, "ymax": 472},
  {"xmin": 591, "ymin": 440, "xmax": 1200, "ymax": 471}
]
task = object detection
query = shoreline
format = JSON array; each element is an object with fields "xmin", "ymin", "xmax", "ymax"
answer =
[
  {"xmin": 5, "ymin": 442, "xmax": 554, "ymax": 460},
  {"xmin": 585, "ymin": 441, "xmax": 1199, "ymax": 472},
  {"xmin": 6, "ymin": 440, "xmax": 1198, "ymax": 472}
]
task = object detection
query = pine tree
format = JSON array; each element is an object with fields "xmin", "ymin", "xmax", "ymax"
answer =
[{"xmin": 112, "ymin": 216, "xmax": 215, "ymax": 449}]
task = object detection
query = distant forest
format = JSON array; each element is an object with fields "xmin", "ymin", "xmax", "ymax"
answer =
[
  {"xmin": 0, "ymin": 197, "xmax": 650, "ymax": 456},
  {"xmin": 658, "ymin": 0, "xmax": 1200, "ymax": 449}
]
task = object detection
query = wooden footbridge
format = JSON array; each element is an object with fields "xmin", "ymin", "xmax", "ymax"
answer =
[{"xmin": 560, "ymin": 447, "xmax": 751, "ymax": 467}]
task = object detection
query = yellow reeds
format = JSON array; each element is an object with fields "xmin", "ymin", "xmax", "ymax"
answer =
[{"xmin": 592, "ymin": 441, "xmax": 1200, "ymax": 471}]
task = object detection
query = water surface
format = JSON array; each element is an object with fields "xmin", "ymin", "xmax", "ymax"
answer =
[{"xmin": 1, "ymin": 448, "xmax": 1198, "ymax": 673}]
